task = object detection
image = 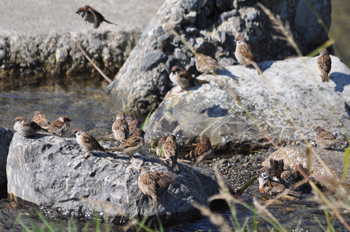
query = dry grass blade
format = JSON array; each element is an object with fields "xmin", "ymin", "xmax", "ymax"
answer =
[
  {"xmin": 258, "ymin": 3, "xmax": 302, "ymax": 56},
  {"xmin": 192, "ymin": 202, "xmax": 232, "ymax": 232}
]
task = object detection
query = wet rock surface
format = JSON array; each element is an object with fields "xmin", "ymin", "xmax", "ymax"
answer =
[
  {"xmin": 0, "ymin": 127, "xmax": 13, "ymax": 190},
  {"xmin": 110, "ymin": 0, "xmax": 332, "ymax": 114},
  {"xmin": 7, "ymin": 132, "xmax": 229, "ymax": 224},
  {"xmin": 144, "ymin": 56, "xmax": 350, "ymax": 152}
]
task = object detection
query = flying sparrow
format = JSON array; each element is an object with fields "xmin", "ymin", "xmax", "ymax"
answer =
[
  {"xmin": 195, "ymin": 53, "xmax": 225, "ymax": 74},
  {"xmin": 76, "ymin": 5, "xmax": 117, "ymax": 29},
  {"xmin": 317, "ymin": 49, "xmax": 331, "ymax": 82},
  {"xmin": 13, "ymin": 117, "xmax": 47, "ymax": 138},
  {"xmin": 138, "ymin": 166, "xmax": 176, "ymax": 209},
  {"xmin": 314, "ymin": 126, "xmax": 347, "ymax": 149},
  {"xmin": 170, "ymin": 66, "xmax": 209, "ymax": 90},
  {"xmin": 71, "ymin": 128, "xmax": 106, "ymax": 159},
  {"xmin": 235, "ymin": 36, "xmax": 263, "ymax": 75},
  {"xmin": 128, "ymin": 119, "xmax": 142, "ymax": 137},
  {"xmin": 32, "ymin": 111, "xmax": 54, "ymax": 131},
  {"xmin": 112, "ymin": 111, "xmax": 129, "ymax": 144},
  {"xmin": 107, "ymin": 129, "xmax": 145, "ymax": 156},
  {"xmin": 161, "ymin": 135, "xmax": 180, "ymax": 172},
  {"xmin": 185, "ymin": 137, "xmax": 213, "ymax": 164},
  {"xmin": 156, "ymin": 136, "xmax": 167, "ymax": 157},
  {"xmin": 48, "ymin": 116, "xmax": 72, "ymax": 136}
]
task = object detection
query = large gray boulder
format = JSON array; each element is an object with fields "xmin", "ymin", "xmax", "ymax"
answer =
[
  {"xmin": 262, "ymin": 146, "xmax": 350, "ymax": 192},
  {"xmin": 144, "ymin": 56, "xmax": 350, "ymax": 152},
  {"xmin": 0, "ymin": 127, "xmax": 13, "ymax": 186},
  {"xmin": 7, "ymin": 132, "xmax": 228, "ymax": 223},
  {"xmin": 109, "ymin": 0, "xmax": 332, "ymax": 114}
]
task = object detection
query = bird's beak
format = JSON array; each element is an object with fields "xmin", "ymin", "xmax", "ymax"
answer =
[
  {"xmin": 75, "ymin": 11, "xmax": 79, "ymax": 14},
  {"xmin": 70, "ymin": 133, "xmax": 75, "ymax": 137},
  {"xmin": 12, "ymin": 120, "xmax": 15, "ymax": 122}
]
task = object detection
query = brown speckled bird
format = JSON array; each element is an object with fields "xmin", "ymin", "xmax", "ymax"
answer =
[
  {"xmin": 14, "ymin": 117, "xmax": 47, "ymax": 138},
  {"xmin": 315, "ymin": 126, "xmax": 347, "ymax": 149},
  {"xmin": 185, "ymin": 137, "xmax": 213, "ymax": 164},
  {"xmin": 49, "ymin": 116, "xmax": 72, "ymax": 136},
  {"xmin": 235, "ymin": 36, "xmax": 263, "ymax": 75},
  {"xmin": 195, "ymin": 53, "xmax": 225, "ymax": 74},
  {"xmin": 156, "ymin": 136, "xmax": 167, "ymax": 157},
  {"xmin": 71, "ymin": 128, "xmax": 106, "ymax": 159},
  {"xmin": 112, "ymin": 111, "xmax": 129, "ymax": 144},
  {"xmin": 169, "ymin": 66, "xmax": 209, "ymax": 90},
  {"xmin": 317, "ymin": 49, "xmax": 331, "ymax": 82},
  {"xmin": 161, "ymin": 135, "xmax": 179, "ymax": 172},
  {"xmin": 32, "ymin": 111, "xmax": 53, "ymax": 131},
  {"xmin": 128, "ymin": 119, "xmax": 142, "ymax": 137},
  {"xmin": 138, "ymin": 166, "xmax": 176, "ymax": 209},
  {"xmin": 76, "ymin": 5, "xmax": 117, "ymax": 29},
  {"xmin": 107, "ymin": 129, "xmax": 145, "ymax": 156}
]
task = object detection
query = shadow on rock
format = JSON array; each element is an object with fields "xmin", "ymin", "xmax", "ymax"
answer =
[
  {"xmin": 331, "ymin": 72, "xmax": 350, "ymax": 92},
  {"xmin": 201, "ymin": 105, "xmax": 228, "ymax": 117}
]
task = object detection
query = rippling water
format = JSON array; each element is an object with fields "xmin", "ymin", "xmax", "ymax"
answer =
[{"xmin": 0, "ymin": 75, "xmax": 121, "ymax": 138}]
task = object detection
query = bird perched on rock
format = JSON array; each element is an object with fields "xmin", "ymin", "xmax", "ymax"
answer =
[
  {"xmin": 235, "ymin": 36, "xmax": 263, "ymax": 75},
  {"xmin": 317, "ymin": 49, "xmax": 331, "ymax": 82},
  {"xmin": 32, "ymin": 111, "xmax": 53, "ymax": 131},
  {"xmin": 71, "ymin": 128, "xmax": 106, "ymax": 159},
  {"xmin": 169, "ymin": 66, "xmax": 209, "ymax": 90},
  {"xmin": 138, "ymin": 166, "xmax": 176, "ymax": 209},
  {"xmin": 48, "ymin": 116, "xmax": 72, "ymax": 136},
  {"xmin": 107, "ymin": 129, "xmax": 145, "ymax": 156},
  {"xmin": 161, "ymin": 135, "xmax": 179, "ymax": 172},
  {"xmin": 314, "ymin": 126, "xmax": 347, "ymax": 149},
  {"xmin": 13, "ymin": 117, "xmax": 47, "ymax": 138},
  {"xmin": 195, "ymin": 53, "xmax": 225, "ymax": 74},
  {"xmin": 258, "ymin": 159, "xmax": 304, "ymax": 196},
  {"xmin": 112, "ymin": 111, "xmax": 129, "ymax": 144},
  {"xmin": 185, "ymin": 137, "xmax": 213, "ymax": 164},
  {"xmin": 76, "ymin": 5, "xmax": 117, "ymax": 29},
  {"xmin": 128, "ymin": 119, "xmax": 142, "ymax": 137},
  {"xmin": 156, "ymin": 136, "xmax": 167, "ymax": 157}
]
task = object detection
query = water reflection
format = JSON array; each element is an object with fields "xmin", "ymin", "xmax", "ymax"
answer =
[{"xmin": 0, "ymin": 75, "xmax": 121, "ymax": 138}]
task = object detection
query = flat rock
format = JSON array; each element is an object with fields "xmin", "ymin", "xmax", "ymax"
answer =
[
  {"xmin": 262, "ymin": 146, "xmax": 350, "ymax": 192},
  {"xmin": 0, "ymin": 127, "xmax": 13, "ymax": 186},
  {"xmin": 144, "ymin": 56, "xmax": 350, "ymax": 152},
  {"xmin": 109, "ymin": 0, "xmax": 332, "ymax": 114},
  {"xmin": 7, "ymin": 132, "xmax": 229, "ymax": 224}
]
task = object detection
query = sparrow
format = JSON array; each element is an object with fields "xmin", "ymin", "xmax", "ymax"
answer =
[
  {"xmin": 13, "ymin": 117, "xmax": 47, "ymax": 138},
  {"xmin": 32, "ymin": 111, "xmax": 53, "ymax": 131},
  {"xmin": 76, "ymin": 5, "xmax": 117, "ymax": 29},
  {"xmin": 48, "ymin": 116, "xmax": 72, "ymax": 136},
  {"xmin": 125, "ymin": 116, "xmax": 134, "ymax": 125},
  {"xmin": 156, "ymin": 136, "xmax": 167, "ymax": 157},
  {"xmin": 195, "ymin": 53, "xmax": 225, "ymax": 74},
  {"xmin": 235, "ymin": 36, "xmax": 263, "ymax": 75},
  {"xmin": 259, "ymin": 159, "xmax": 304, "ymax": 196},
  {"xmin": 317, "ymin": 49, "xmax": 331, "ymax": 82},
  {"xmin": 314, "ymin": 126, "xmax": 347, "ymax": 149},
  {"xmin": 185, "ymin": 137, "xmax": 214, "ymax": 164},
  {"xmin": 138, "ymin": 166, "xmax": 177, "ymax": 209},
  {"xmin": 128, "ymin": 119, "xmax": 142, "ymax": 137},
  {"xmin": 169, "ymin": 66, "xmax": 209, "ymax": 90},
  {"xmin": 161, "ymin": 135, "xmax": 179, "ymax": 172},
  {"xmin": 107, "ymin": 129, "xmax": 145, "ymax": 156},
  {"xmin": 112, "ymin": 111, "xmax": 129, "ymax": 144},
  {"xmin": 71, "ymin": 128, "xmax": 106, "ymax": 159}
]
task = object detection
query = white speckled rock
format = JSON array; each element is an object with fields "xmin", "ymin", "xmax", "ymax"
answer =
[
  {"xmin": 144, "ymin": 56, "xmax": 350, "ymax": 152},
  {"xmin": 7, "ymin": 132, "xmax": 229, "ymax": 224}
]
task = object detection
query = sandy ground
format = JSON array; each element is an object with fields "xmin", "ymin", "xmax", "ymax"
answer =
[{"xmin": 0, "ymin": 0, "xmax": 164, "ymax": 36}]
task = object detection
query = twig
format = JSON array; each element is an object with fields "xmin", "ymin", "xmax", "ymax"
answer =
[{"xmin": 77, "ymin": 43, "xmax": 112, "ymax": 83}]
